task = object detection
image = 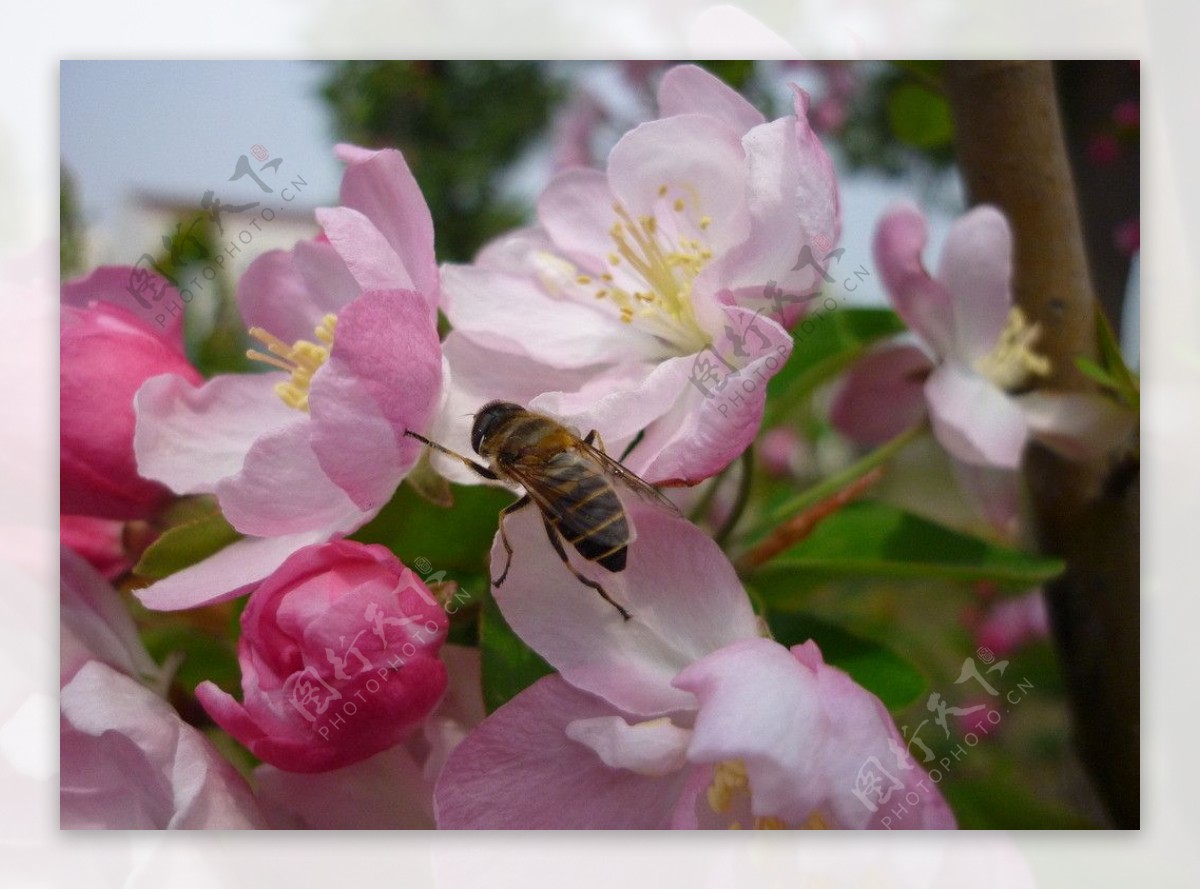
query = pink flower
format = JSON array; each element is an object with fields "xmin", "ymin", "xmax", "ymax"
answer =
[
  {"xmin": 975, "ymin": 590, "xmax": 1050, "ymax": 657},
  {"xmin": 133, "ymin": 145, "xmax": 443, "ymax": 611},
  {"xmin": 254, "ymin": 644, "xmax": 484, "ymax": 827},
  {"xmin": 61, "ymin": 661, "xmax": 266, "ymax": 829},
  {"xmin": 195, "ymin": 541, "xmax": 449, "ymax": 774},
  {"xmin": 61, "ymin": 267, "xmax": 202, "ymax": 521},
  {"xmin": 831, "ymin": 204, "xmax": 1133, "ymax": 471},
  {"xmin": 60, "ymin": 515, "xmax": 133, "ymax": 581},
  {"xmin": 60, "ymin": 547, "xmax": 160, "ymax": 688},
  {"xmin": 433, "ymin": 64, "xmax": 839, "ymax": 487},
  {"xmin": 434, "ymin": 504, "xmax": 953, "ymax": 829}
]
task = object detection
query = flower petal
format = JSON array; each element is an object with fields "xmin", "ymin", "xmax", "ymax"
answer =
[
  {"xmin": 608, "ymin": 113, "xmax": 750, "ymax": 255},
  {"xmin": 214, "ymin": 420, "xmax": 366, "ymax": 537},
  {"xmin": 656, "ymin": 64, "xmax": 766, "ymax": 133},
  {"xmin": 61, "ymin": 661, "xmax": 265, "ymax": 829},
  {"xmin": 238, "ymin": 240, "xmax": 359, "ymax": 344},
  {"xmin": 490, "ymin": 501, "xmax": 759, "ymax": 717},
  {"xmin": 1017, "ymin": 390, "xmax": 1136, "ymax": 461},
  {"xmin": 440, "ymin": 261, "xmax": 643, "ymax": 368},
  {"xmin": 874, "ymin": 204, "xmax": 955, "ymax": 358},
  {"xmin": 565, "ymin": 715, "xmax": 691, "ymax": 777},
  {"xmin": 937, "ymin": 205, "xmax": 1014, "ymax": 363},
  {"xmin": 308, "ymin": 289, "xmax": 443, "ymax": 511},
  {"xmin": 434, "ymin": 675, "xmax": 687, "ymax": 828},
  {"xmin": 925, "ymin": 364, "xmax": 1028, "ymax": 468},
  {"xmin": 830, "ymin": 341, "xmax": 933, "ymax": 446},
  {"xmin": 335, "ymin": 143, "xmax": 439, "ymax": 305},
  {"xmin": 134, "ymin": 372, "xmax": 296, "ymax": 494},
  {"xmin": 316, "ymin": 206, "xmax": 422, "ymax": 307},
  {"xmin": 132, "ymin": 528, "xmax": 335, "ymax": 611},
  {"xmin": 630, "ymin": 306, "xmax": 792, "ymax": 485},
  {"xmin": 673, "ymin": 637, "xmax": 824, "ymax": 825},
  {"xmin": 255, "ymin": 744, "xmax": 433, "ymax": 829}
]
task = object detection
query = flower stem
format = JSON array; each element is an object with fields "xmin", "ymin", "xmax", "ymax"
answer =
[
  {"xmin": 713, "ymin": 449, "xmax": 755, "ymax": 547},
  {"xmin": 741, "ymin": 422, "xmax": 925, "ymax": 544}
]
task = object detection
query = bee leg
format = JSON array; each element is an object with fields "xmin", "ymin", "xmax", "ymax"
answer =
[
  {"xmin": 582, "ymin": 429, "xmax": 607, "ymax": 453},
  {"xmin": 541, "ymin": 515, "xmax": 632, "ymax": 622},
  {"xmin": 404, "ymin": 431, "xmax": 498, "ymax": 481},
  {"xmin": 493, "ymin": 495, "xmax": 532, "ymax": 587}
]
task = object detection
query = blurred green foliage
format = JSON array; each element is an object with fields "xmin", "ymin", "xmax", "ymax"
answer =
[{"xmin": 321, "ymin": 61, "xmax": 563, "ymax": 263}]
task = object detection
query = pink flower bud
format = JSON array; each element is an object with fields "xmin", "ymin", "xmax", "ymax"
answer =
[
  {"xmin": 196, "ymin": 541, "xmax": 449, "ymax": 773},
  {"xmin": 61, "ymin": 270, "xmax": 202, "ymax": 520}
]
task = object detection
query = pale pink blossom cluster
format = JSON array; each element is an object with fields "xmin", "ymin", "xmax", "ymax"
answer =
[{"xmin": 52, "ymin": 64, "xmax": 1047, "ymax": 831}]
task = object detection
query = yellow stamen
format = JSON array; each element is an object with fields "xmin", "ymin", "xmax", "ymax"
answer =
[
  {"xmin": 705, "ymin": 760, "xmax": 795, "ymax": 830},
  {"xmin": 246, "ymin": 314, "xmax": 338, "ymax": 412},
  {"xmin": 973, "ymin": 307, "xmax": 1052, "ymax": 391}
]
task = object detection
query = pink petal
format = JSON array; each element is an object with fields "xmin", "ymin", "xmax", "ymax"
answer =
[
  {"xmin": 238, "ymin": 241, "xmax": 359, "ymax": 344},
  {"xmin": 565, "ymin": 715, "xmax": 692, "ymax": 777},
  {"xmin": 608, "ymin": 114, "xmax": 750, "ymax": 256},
  {"xmin": 335, "ymin": 143, "xmax": 439, "ymax": 306},
  {"xmin": 874, "ymin": 204, "xmax": 955, "ymax": 358},
  {"xmin": 536, "ymin": 167, "xmax": 623, "ymax": 273},
  {"xmin": 937, "ymin": 205, "xmax": 1013, "ymax": 363},
  {"xmin": 308, "ymin": 289, "xmax": 444, "ymax": 511},
  {"xmin": 134, "ymin": 372, "xmax": 297, "ymax": 495},
  {"xmin": 1017, "ymin": 390, "xmax": 1136, "ymax": 461},
  {"xmin": 214, "ymin": 420, "xmax": 366, "ymax": 536},
  {"xmin": 315, "ymin": 207, "xmax": 425, "ymax": 311},
  {"xmin": 60, "ymin": 548, "xmax": 159, "ymax": 686},
  {"xmin": 951, "ymin": 459, "xmax": 1022, "ymax": 539},
  {"xmin": 708, "ymin": 99, "xmax": 840, "ymax": 327},
  {"xmin": 925, "ymin": 364, "xmax": 1029, "ymax": 469},
  {"xmin": 255, "ymin": 744, "xmax": 433, "ymax": 828},
  {"xmin": 673, "ymin": 637, "xmax": 824, "ymax": 826},
  {"xmin": 830, "ymin": 341, "xmax": 933, "ymax": 446},
  {"xmin": 440, "ymin": 262, "xmax": 642, "ymax": 368},
  {"xmin": 61, "ymin": 662, "xmax": 265, "ymax": 829},
  {"xmin": 490, "ymin": 501, "xmax": 759, "ymax": 717},
  {"xmin": 656, "ymin": 64, "xmax": 766, "ymax": 133},
  {"xmin": 62, "ymin": 265, "xmax": 186, "ymax": 350},
  {"xmin": 434, "ymin": 675, "xmax": 687, "ymax": 828},
  {"xmin": 976, "ymin": 590, "xmax": 1050, "ymax": 656},
  {"xmin": 132, "ymin": 528, "xmax": 337, "ymax": 611},
  {"xmin": 632, "ymin": 306, "xmax": 792, "ymax": 485}
]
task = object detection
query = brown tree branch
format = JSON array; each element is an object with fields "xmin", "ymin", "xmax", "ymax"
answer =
[{"xmin": 945, "ymin": 61, "xmax": 1140, "ymax": 828}]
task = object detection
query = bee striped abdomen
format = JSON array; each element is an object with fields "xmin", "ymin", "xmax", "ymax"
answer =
[{"xmin": 538, "ymin": 451, "xmax": 630, "ymax": 572}]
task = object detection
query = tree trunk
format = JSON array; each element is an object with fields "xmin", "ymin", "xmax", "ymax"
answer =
[{"xmin": 945, "ymin": 61, "xmax": 1140, "ymax": 828}]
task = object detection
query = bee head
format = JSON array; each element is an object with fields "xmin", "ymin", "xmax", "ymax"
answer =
[{"xmin": 471, "ymin": 401, "xmax": 524, "ymax": 455}]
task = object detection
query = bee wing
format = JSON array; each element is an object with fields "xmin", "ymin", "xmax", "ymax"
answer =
[{"xmin": 575, "ymin": 440, "xmax": 683, "ymax": 517}]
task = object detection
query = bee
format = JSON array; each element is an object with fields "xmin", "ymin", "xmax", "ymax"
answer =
[{"xmin": 405, "ymin": 401, "xmax": 680, "ymax": 620}]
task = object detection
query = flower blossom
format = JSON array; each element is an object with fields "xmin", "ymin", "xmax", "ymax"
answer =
[
  {"xmin": 831, "ymin": 203, "xmax": 1133, "ymax": 471},
  {"xmin": 196, "ymin": 541, "xmax": 449, "ymax": 773},
  {"xmin": 434, "ymin": 503, "xmax": 953, "ymax": 829},
  {"xmin": 61, "ymin": 267, "xmax": 202, "ymax": 521},
  {"xmin": 133, "ymin": 145, "xmax": 443, "ymax": 611},
  {"xmin": 59, "ymin": 550, "xmax": 264, "ymax": 829},
  {"xmin": 431, "ymin": 64, "xmax": 839, "ymax": 488}
]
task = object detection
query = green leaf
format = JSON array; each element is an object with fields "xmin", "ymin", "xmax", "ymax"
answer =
[
  {"xmin": 940, "ymin": 773, "xmax": 1096, "ymax": 829},
  {"xmin": 1074, "ymin": 355, "xmax": 1123, "ymax": 390},
  {"xmin": 766, "ymin": 611, "xmax": 927, "ymax": 711},
  {"xmin": 479, "ymin": 592, "xmax": 553, "ymax": 714},
  {"xmin": 353, "ymin": 481, "xmax": 512, "ymax": 575},
  {"xmin": 765, "ymin": 307, "xmax": 905, "ymax": 424},
  {"xmin": 750, "ymin": 502, "xmax": 1065, "ymax": 600},
  {"xmin": 887, "ymin": 83, "xmax": 954, "ymax": 149},
  {"xmin": 133, "ymin": 507, "xmax": 241, "ymax": 580}
]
